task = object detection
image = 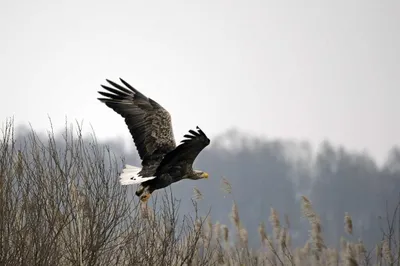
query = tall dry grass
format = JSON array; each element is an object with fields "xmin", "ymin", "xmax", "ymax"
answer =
[{"xmin": 0, "ymin": 118, "xmax": 399, "ymax": 266}]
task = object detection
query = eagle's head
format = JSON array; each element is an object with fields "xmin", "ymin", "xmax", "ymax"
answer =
[{"xmin": 192, "ymin": 170, "xmax": 209, "ymax": 180}]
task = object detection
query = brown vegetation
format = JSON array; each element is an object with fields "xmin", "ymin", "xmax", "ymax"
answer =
[{"xmin": 0, "ymin": 119, "xmax": 399, "ymax": 266}]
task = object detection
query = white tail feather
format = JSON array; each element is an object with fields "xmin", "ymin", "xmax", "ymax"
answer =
[{"xmin": 119, "ymin": 164, "xmax": 156, "ymax": 185}]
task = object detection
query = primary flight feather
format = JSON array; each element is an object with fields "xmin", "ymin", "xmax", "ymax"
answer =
[{"xmin": 97, "ymin": 78, "xmax": 210, "ymax": 202}]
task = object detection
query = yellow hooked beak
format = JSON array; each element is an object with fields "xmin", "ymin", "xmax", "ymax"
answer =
[{"xmin": 202, "ymin": 172, "xmax": 209, "ymax": 179}]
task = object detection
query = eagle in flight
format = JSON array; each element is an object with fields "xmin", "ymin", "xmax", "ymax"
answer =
[{"xmin": 97, "ymin": 78, "xmax": 210, "ymax": 202}]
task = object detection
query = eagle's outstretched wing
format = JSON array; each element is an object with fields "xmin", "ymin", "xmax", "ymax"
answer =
[
  {"xmin": 97, "ymin": 78, "xmax": 176, "ymax": 174},
  {"xmin": 156, "ymin": 126, "xmax": 210, "ymax": 174}
]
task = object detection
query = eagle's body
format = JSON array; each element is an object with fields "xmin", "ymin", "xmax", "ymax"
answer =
[{"xmin": 97, "ymin": 78, "xmax": 210, "ymax": 202}]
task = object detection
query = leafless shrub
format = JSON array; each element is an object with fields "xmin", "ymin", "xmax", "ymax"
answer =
[{"xmin": 0, "ymin": 118, "xmax": 214, "ymax": 266}]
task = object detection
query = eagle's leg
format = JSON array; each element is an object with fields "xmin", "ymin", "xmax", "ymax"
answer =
[
  {"xmin": 135, "ymin": 184, "xmax": 145, "ymax": 197},
  {"xmin": 136, "ymin": 185, "xmax": 152, "ymax": 202},
  {"xmin": 140, "ymin": 192, "xmax": 152, "ymax": 202}
]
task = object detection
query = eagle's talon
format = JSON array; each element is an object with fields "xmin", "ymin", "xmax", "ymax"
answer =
[{"xmin": 140, "ymin": 193, "xmax": 151, "ymax": 202}]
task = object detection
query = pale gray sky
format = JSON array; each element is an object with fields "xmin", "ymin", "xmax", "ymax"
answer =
[{"xmin": 1, "ymin": 0, "xmax": 399, "ymax": 164}]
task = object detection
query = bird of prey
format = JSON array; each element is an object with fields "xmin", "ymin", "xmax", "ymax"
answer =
[{"xmin": 97, "ymin": 78, "xmax": 210, "ymax": 202}]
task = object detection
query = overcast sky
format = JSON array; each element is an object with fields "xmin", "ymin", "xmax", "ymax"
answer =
[{"xmin": 1, "ymin": 0, "xmax": 399, "ymax": 164}]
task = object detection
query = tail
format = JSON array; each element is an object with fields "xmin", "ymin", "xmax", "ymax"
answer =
[{"xmin": 119, "ymin": 164, "xmax": 156, "ymax": 185}]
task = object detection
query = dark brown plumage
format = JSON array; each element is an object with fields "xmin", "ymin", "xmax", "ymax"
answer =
[{"xmin": 97, "ymin": 78, "xmax": 210, "ymax": 202}]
